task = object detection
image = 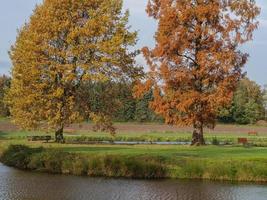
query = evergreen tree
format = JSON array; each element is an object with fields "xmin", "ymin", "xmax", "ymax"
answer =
[
  {"xmin": 135, "ymin": 90, "xmax": 161, "ymax": 122},
  {"xmin": 114, "ymin": 83, "xmax": 136, "ymax": 122}
]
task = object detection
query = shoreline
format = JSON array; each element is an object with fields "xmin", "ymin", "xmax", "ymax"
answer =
[
  {"xmin": 1, "ymin": 144, "xmax": 267, "ymax": 183},
  {"xmin": 1, "ymin": 162, "xmax": 267, "ymax": 186},
  {"xmin": 1, "ymin": 162, "xmax": 267, "ymax": 184}
]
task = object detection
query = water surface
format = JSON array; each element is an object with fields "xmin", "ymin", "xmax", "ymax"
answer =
[{"xmin": 0, "ymin": 163, "xmax": 266, "ymax": 200}]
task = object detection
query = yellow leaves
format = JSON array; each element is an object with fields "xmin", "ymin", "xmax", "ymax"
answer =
[
  {"xmin": 90, "ymin": 112, "xmax": 116, "ymax": 136},
  {"xmin": 82, "ymin": 73, "xmax": 109, "ymax": 82},
  {"xmin": 54, "ymin": 88, "xmax": 64, "ymax": 98},
  {"xmin": 7, "ymin": 0, "xmax": 139, "ymax": 134}
]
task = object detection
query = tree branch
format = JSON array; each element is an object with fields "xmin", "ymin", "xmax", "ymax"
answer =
[{"xmin": 177, "ymin": 53, "xmax": 199, "ymax": 67}]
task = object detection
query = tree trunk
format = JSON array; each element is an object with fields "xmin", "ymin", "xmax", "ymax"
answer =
[
  {"xmin": 55, "ymin": 126, "xmax": 64, "ymax": 143},
  {"xmin": 191, "ymin": 123, "xmax": 205, "ymax": 146}
]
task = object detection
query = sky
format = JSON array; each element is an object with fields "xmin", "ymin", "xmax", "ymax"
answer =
[{"xmin": 0, "ymin": 0, "xmax": 266, "ymax": 86}]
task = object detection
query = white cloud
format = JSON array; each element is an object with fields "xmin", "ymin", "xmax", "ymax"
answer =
[{"xmin": 123, "ymin": 0, "xmax": 147, "ymax": 14}]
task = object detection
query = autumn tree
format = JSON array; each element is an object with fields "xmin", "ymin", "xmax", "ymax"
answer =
[
  {"xmin": 6, "ymin": 0, "xmax": 141, "ymax": 142},
  {"xmin": 136, "ymin": 0, "xmax": 260, "ymax": 145},
  {"xmin": 0, "ymin": 75, "xmax": 11, "ymax": 117}
]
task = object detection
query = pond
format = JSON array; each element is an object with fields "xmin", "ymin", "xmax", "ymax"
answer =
[{"xmin": 0, "ymin": 163, "xmax": 266, "ymax": 200}]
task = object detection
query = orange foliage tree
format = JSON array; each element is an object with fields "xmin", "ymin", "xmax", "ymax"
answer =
[{"xmin": 135, "ymin": 0, "xmax": 260, "ymax": 145}]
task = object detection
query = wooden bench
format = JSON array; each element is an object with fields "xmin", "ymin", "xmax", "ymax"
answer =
[
  {"xmin": 238, "ymin": 137, "xmax": 248, "ymax": 145},
  {"xmin": 248, "ymin": 131, "xmax": 258, "ymax": 136},
  {"xmin": 27, "ymin": 135, "xmax": 52, "ymax": 143}
]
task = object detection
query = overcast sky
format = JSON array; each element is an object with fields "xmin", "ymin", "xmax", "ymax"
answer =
[{"xmin": 0, "ymin": 0, "xmax": 266, "ymax": 85}]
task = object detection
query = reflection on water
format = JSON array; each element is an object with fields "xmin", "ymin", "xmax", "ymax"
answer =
[{"xmin": 0, "ymin": 163, "xmax": 267, "ymax": 200}]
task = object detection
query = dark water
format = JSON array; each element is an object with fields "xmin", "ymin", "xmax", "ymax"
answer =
[{"xmin": 0, "ymin": 163, "xmax": 267, "ymax": 200}]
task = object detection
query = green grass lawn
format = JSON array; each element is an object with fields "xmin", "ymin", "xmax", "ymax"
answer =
[
  {"xmin": 1, "ymin": 134, "xmax": 267, "ymax": 160},
  {"xmin": 2, "ymin": 129, "xmax": 267, "ymax": 148},
  {"xmin": 55, "ymin": 145, "xmax": 267, "ymax": 160}
]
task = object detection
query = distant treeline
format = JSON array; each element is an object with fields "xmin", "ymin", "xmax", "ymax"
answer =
[
  {"xmin": 218, "ymin": 78, "xmax": 267, "ymax": 124},
  {"xmin": 76, "ymin": 81, "xmax": 163, "ymax": 123},
  {"xmin": 0, "ymin": 75, "xmax": 266, "ymax": 124},
  {"xmin": 0, "ymin": 75, "xmax": 162, "ymax": 123}
]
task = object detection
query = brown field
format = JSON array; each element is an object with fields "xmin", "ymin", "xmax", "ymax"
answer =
[
  {"xmin": 1, "ymin": 119, "xmax": 267, "ymax": 135},
  {"xmin": 68, "ymin": 123, "xmax": 267, "ymax": 135}
]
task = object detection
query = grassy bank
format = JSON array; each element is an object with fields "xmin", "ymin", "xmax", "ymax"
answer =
[
  {"xmin": 0, "ymin": 145, "xmax": 166, "ymax": 178},
  {"xmin": 1, "ymin": 121, "xmax": 267, "ymax": 182},
  {"xmin": 1, "ymin": 144, "xmax": 267, "ymax": 182}
]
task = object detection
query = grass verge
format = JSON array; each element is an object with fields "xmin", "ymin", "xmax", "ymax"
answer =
[{"xmin": 1, "ymin": 144, "xmax": 267, "ymax": 182}]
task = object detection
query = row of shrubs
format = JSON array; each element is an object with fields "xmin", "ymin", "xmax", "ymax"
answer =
[
  {"xmin": 1, "ymin": 145, "xmax": 267, "ymax": 182},
  {"xmin": 65, "ymin": 135, "xmax": 191, "ymax": 143},
  {"xmin": 66, "ymin": 135, "xmax": 267, "ymax": 146},
  {"xmin": 65, "ymin": 135, "xmax": 229, "ymax": 143}
]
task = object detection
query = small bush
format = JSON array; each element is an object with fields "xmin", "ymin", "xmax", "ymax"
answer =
[
  {"xmin": 36, "ymin": 150, "xmax": 69, "ymax": 173},
  {"xmin": 0, "ymin": 145, "xmax": 42, "ymax": 169},
  {"xmin": 212, "ymin": 137, "xmax": 220, "ymax": 145}
]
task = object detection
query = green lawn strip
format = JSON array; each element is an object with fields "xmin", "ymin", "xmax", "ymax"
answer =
[
  {"xmin": 2, "ymin": 130, "xmax": 267, "ymax": 146},
  {"xmin": 61, "ymin": 145, "xmax": 267, "ymax": 159},
  {"xmin": 1, "ymin": 143, "xmax": 267, "ymax": 181}
]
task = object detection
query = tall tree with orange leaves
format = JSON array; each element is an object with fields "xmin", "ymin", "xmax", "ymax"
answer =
[{"xmin": 136, "ymin": 0, "xmax": 260, "ymax": 145}]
